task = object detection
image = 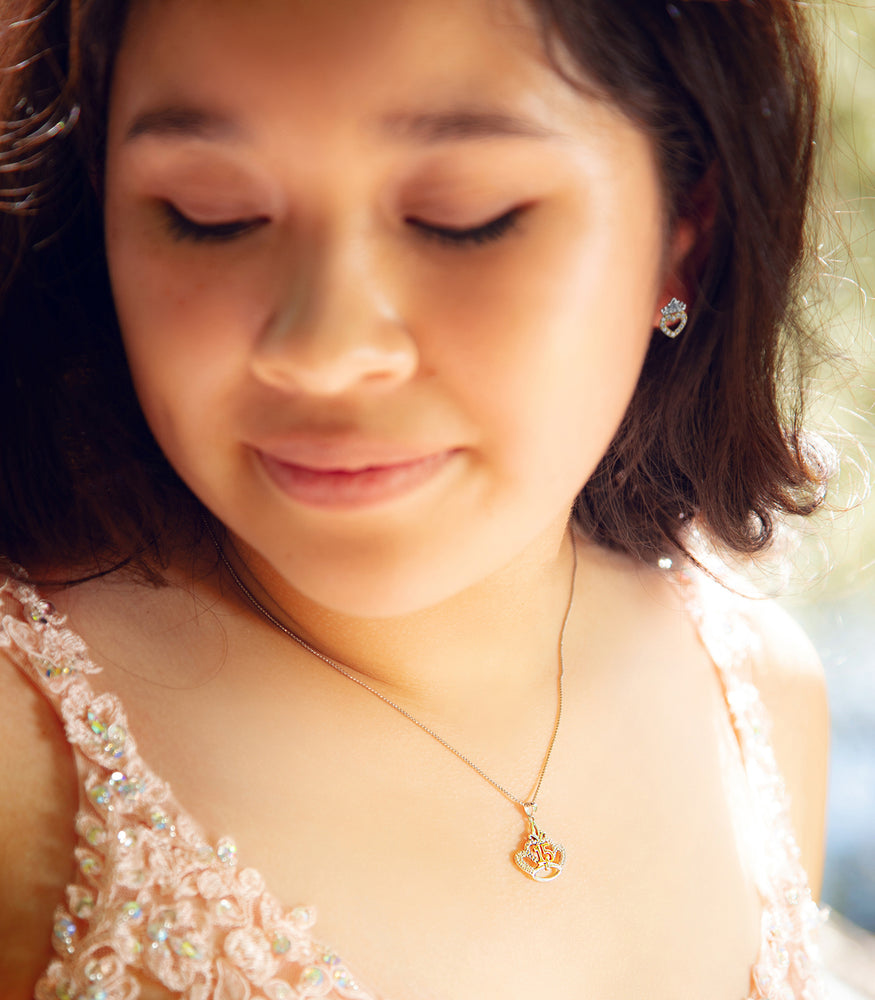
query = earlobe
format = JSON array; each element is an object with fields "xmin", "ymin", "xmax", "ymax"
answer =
[
  {"xmin": 653, "ymin": 165, "xmax": 720, "ymax": 333},
  {"xmin": 653, "ymin": 217, "xmax": 696, "ymax": 331}
]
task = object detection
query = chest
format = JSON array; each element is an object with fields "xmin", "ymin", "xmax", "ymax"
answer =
[{"xmin": 88, "ymin": 634, "xmax": 764, "ymax": 1000}]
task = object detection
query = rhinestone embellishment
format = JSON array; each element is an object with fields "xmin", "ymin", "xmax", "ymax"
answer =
[
  {"xmin": 659, "ymin": 297, "xmax": 688, "ymax": 338},
  {"xmin": 513, "ymin": 804, "xmax": 565, "ymax": 882}
]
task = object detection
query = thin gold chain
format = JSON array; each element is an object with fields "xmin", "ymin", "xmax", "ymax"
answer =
[{"xmin": 206, "ymin": 519, "xmax": 577, "ymax": 811}]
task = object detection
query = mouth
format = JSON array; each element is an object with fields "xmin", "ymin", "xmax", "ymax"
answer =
[{"xmin": 255, "ymin": 448, "xmax": 456, "ymax": 509}]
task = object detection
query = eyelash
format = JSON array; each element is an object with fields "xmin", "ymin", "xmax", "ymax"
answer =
[
  {"xmin": 162, "ymin": 204, "xmax": 523, "ymax": 247},
  {"xmin": 408, "ymin": 208, "xmax": 522, "ymax": 247},
  {"xmin": 163, "ymin": 204, "xmax": 268, "ymax": 243}
]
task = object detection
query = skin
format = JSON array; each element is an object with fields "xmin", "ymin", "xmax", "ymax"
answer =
[
  {"xmin": 0, "ymin": 1, "xmax": 828, "ymax": 997},
  {"xmin": 103, "ymin": 0, "xmax": 680, "ymax": 628}
]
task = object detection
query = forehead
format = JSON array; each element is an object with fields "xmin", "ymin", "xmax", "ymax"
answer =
[{"xmin": 110, "ymin": 0, "xmax": 615, "ymax": 148}]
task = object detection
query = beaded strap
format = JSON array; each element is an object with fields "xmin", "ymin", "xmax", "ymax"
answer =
[
  {"xmin": 0, "ymin": 575, "xmax": 375, "ymax": 1000},
  {"xmin": 679, "ymin": 570, "xmax": 827, "ymax": 1000}
]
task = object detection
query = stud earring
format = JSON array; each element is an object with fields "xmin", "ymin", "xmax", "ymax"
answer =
[{"xmin": 659, "ymin": 298, "xmax": 688, "ymax": 339}]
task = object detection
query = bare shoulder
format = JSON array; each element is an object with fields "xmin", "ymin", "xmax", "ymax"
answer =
[
  {"xmin": 741, "ymin": 597, "xmax": 829, "ymax": 898},
  {"xmin": 0, "ymin": 633, "xmax": 78, "ymax": 996}
]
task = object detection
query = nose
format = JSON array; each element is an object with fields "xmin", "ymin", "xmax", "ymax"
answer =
[{"xmin": 251, "ymin": 237, "xmax": 418, "ymax": 396}]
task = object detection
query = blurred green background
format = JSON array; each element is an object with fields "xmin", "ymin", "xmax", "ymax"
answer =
[{"xmin": 782, "ymin": 0, "xmax": 875, "ymax": 933}]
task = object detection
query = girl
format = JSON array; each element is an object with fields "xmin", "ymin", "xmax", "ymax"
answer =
[{"xmin": 0, "ymin": 0, "xmax": 832, "ymax": 997}]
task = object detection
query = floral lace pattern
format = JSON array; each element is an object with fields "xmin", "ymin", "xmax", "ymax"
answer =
[
  {"xmin": 678, "ymin": 570, "xmax": 827, "ymax": 1000},
  {"xmin": 0, "ymin": 575, "xmax": 374, "ymax": 1000},
  {"xmin": 0, "ymin": 570, "xmax": 826, "ymax": 1000}
]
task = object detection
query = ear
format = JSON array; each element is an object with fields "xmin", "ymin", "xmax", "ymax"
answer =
[{"xmin": 652, "ymin": 164, "xmax": 719, "ymax": 327}]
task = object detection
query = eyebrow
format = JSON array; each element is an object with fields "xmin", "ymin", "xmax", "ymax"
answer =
[
  {"xmin": 378, "ymin": 109, "xmax": 565, "ymax": 143},
  {"xmin": 125, "ymin": 106, "xmax": 241, "ymax": 143},
  {"xmin": 124, "ymin": 104, "xmax": 564, "ymax": 146}
]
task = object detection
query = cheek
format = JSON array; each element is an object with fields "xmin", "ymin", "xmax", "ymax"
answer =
[
  {"xmin": 104, "ymin": 201, "xmax": 275, "ymax": 426},
  {"xmin": 409, "ymin": 201, "xmax": 659, "ymax": 484}
]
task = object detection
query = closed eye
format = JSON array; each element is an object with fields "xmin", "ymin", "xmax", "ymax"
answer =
[
  {"xmin": 407, "ymin": 207, "xmax": 523, "ymax": 247},
  {"xmin": 163, "ymin": 203, "xmax": 269, "ymax": 243}
]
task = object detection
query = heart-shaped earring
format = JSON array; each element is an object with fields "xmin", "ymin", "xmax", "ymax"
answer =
[{"xmin": 659, "ymin": 297, "xmax": 688, "ymax": 339}]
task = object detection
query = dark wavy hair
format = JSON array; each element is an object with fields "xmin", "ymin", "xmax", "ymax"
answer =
[{"xmin": 0, "ymin": 0, "xmax": 828, "ymax": 578}]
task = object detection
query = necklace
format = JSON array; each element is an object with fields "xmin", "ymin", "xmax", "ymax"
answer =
[{"xmin": 206, "ymin": 520, "xmax": 577, "ymax": 883}]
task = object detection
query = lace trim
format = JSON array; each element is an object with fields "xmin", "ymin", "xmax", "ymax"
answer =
[
  {"xmin": 678, "ymin": 570, "xmax": 827, "ymax": 1000},
  {"xmin": 0, "ymin": 570, "xmax": 827, "ymax": 1000},
  {"xmin": 0, "ymin": 575, "xmax": 377, "ymax": 1000}
]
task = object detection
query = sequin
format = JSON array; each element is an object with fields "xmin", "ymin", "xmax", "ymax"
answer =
[
  {"xmin": 88, "ymin": 785, "xmax": 110, "ymax": 807},
  {"xmin": 27, "ymin": 599, "xmax": 54, "ymax": 624},
  {"xmin": 54, "ymin": 917, "xmax": 77, "ymax": 947},
  {"xmin": 147, "ymin": 909, "xmax": 176, "ymax": 944},
  {"xmin": 79, "ymin": 855, "xmax": 101, "ymax": 877},
  {"xmin": 171, "ymin": 937, "xmax": 203, "ymax": 960},
  {"xmin": 273, "ymin": 935, "xmax": 291, "ymax": 955},
  {"xmin": 104, "ymin": 722, "xmax": 128, "ymax": 758},
  {"xmin": 84, "ymin": 958, "xmax": 109, "ymax": 982},
  {"xmin": 117, "ymin": 828, "xmax": 136, "ymax": 848},
  {"xmin": 87, "ymin": 711, "xmax": 106, "ymax": 738},
  {"xmin": 291, "ymin": 906, "xmax": 316, "ymax": 929},
  {"xmin": 216, "ymin": 838, "xmax": 238, "ymax": 866},
  {"xmin": 120, "ymin": 901, "xmax": 143, "ymax": 922},
  {"xmin": 333, "ymin": 969, "xmax": 355, "ymax": 989},
  {"xmin": 108, "ymin": 771, "xmax": 143, "ymax": 799},
  {"xmin": 301, "ymin": 966, "xmax": 327, "ymax": 988},
  {"xmin": 85, "ymin": 826, "xmax": 104, "ymax": 846},
  {"xmin": 40, "ymin": 655, "xmax": 75, "ymax": 679},
  {"xmin": 79, "ymin": 987, "xmax": 107, "ymax": 1000}
]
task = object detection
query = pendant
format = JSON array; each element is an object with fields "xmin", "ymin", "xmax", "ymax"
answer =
[{"xmin": 513, "ymin": 804, "xmax": 565, "ymax": 882}]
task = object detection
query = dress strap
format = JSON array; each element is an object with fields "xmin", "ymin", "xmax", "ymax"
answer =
[
  {"xmin": 677, "ymin": 567, "xmax": 827, "ymax": 999},
  {"xmin": 0, "ymin": 572, "xmax": 375, "ymax": 1000},
  {"xmin": 0, "ymin": 573, "xmax": 103, "ymax": 710}
]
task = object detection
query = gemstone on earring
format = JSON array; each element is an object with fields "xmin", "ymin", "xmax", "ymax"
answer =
[{"xmin": 659, "ymin": 297, "xmax": 688, "ymax": 338}]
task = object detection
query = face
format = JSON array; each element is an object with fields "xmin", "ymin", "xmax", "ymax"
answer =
[{"xmin": 104, "ymin": 0, "xmax": 683, "ymax": 617}]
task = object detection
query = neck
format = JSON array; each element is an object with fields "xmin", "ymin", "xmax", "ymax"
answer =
[{"xmin": 214, "ymin": 521, "xmax": 579, "ymax": 723}]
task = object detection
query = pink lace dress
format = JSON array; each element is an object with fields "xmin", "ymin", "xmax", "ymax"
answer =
[{"xmin": 0, "ymin": 570, "xmax": 827, "ymax": 1000}]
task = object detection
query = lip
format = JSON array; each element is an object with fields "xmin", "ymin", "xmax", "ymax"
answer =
[{"xmin": 255, "ymin": 447, "xmax": 456, "ymax": 509}]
